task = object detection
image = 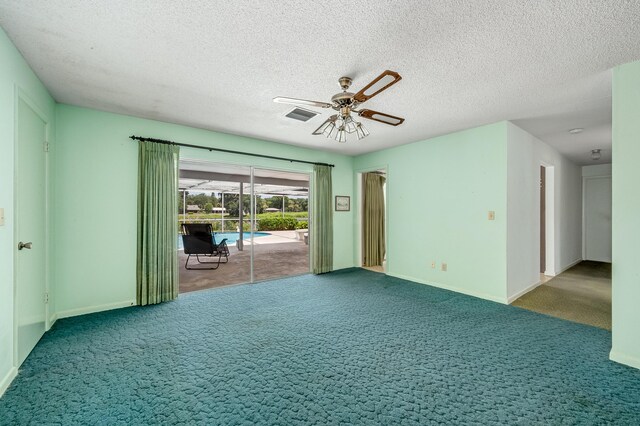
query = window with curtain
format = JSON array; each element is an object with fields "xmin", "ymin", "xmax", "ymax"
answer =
[
  {"xmin": 363, "ymin": 172, "xmax": 386, "ymax": 267},
  {"xmin": 137, "ymin": 142, "xmax": 180, "ymax": 305},
  {"xmin": 311, "ymin": 164, "xmax": 333, "ymax": 274}
]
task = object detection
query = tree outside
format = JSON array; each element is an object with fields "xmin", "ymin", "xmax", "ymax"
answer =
[{"xmin": 179, "ymin": 191, "xmax": 307, "ymax": 217}]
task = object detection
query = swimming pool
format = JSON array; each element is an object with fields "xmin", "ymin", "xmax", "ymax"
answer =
[{"xmin": 178, "ymin": 231, "xmax": 270, "ymax": 249}]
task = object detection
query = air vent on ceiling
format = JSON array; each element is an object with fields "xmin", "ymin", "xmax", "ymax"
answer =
[{"xmin": 284, "ymin": 107, "xmax": 318, "ymax": 122}]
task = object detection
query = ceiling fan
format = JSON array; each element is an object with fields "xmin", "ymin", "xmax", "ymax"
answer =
[{"xmin": 273, "ymin": 70, "xmax": 404, "ymax": 143}]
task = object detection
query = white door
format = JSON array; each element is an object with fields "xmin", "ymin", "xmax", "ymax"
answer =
[
  {"xmin": 584, "ymin": 176, "xmax": 612, "ymax": 262},
  {"xmin": 15, "ymin": 97, "xmax": 48, "ymax": 366}
]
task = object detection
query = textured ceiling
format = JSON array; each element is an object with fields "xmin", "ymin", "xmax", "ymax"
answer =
[{"xmin": 1, "ymin": 1, "xmax": 639, "ymax": 161}]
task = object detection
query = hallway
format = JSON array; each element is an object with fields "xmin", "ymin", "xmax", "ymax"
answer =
[{"xmin": 512, "ymin": 261, "xmax": 611, "ymax": 330}]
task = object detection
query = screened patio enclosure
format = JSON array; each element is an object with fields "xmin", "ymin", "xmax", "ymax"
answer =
[{"xmin": 178, "ymin": 160, "xmax": 310, "ymax": 292}]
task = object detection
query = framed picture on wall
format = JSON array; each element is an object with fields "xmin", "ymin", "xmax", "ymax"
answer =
[{"xmin": 335, "ymin": 196, "xmax": 350, "ymax": 212}]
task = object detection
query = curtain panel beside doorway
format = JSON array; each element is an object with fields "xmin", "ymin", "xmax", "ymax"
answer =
[
  {"xmin": 311, "ymin": 165, "xmax": 333, "ymax": 274},
  {"xmin": 137, "ymin": 142, "xmax": 180, "ymax": 305},
  {"xmin": 363, "ymin": 173, "xmax": 386, "ymax": 266}
]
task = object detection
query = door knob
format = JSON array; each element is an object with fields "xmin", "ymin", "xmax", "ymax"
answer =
[{"xmin": 18, "ymin": 242, "xmax": 32, "ymax": 250}]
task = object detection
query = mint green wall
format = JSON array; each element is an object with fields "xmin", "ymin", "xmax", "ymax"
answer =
[
  {"xmin": 611, "ymin": 60, "xmax": 640, "ymax": 369},
  {"xmin": 53, "ymin": 104, "xmax": 354, "ymax": 316},
  {"xmin": 353, "ymin": 122, "xmax": 508, "ymax": 302},
  {"xmin": 0, "ymin": 27, "xmax": 56, "ymax": 392}
]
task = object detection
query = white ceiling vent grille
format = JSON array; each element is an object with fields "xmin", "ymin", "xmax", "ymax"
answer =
[{"xmin": 284, "ymin": 107, "xmax": 318, "ymax": 122}]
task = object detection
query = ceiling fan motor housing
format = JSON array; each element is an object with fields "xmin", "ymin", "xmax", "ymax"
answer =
[
  {"xmin": 331, "ymin": 91, "xmax": 356, "ymax": 108},
  {"xmin": 338, "ymin": 76, "xmax": 352, "ymax": 90}
]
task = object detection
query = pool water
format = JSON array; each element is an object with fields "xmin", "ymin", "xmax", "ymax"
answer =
[
  {"xmin": 212, "ymin": 232, "xmax": 270, "ymax": 244},
  {"xmin": 178, "ymin": 231, "xmax": 270, "ymax": 249}
]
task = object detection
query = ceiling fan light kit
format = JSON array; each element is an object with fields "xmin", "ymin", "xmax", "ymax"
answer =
[
  {"xmin": 313, "ymin": 114, "xmax": 370, "ymax": 143},
  {"xmin": 355, "ymin": 122, "xmax": 370, "ymax": 139},
  {"xmin": 274, "ymin": 70, "xmax": 404, "ymax": 143}
]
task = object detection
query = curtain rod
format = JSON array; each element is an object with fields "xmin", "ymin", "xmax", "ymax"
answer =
[{"xmin": 129, "ymin": 135, "xmax": 335, "ymax": 168}]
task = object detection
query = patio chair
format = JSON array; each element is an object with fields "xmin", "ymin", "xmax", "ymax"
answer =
[{"xmin": 181, "ymin": 223, "xmax": 230, "ymax": 270}]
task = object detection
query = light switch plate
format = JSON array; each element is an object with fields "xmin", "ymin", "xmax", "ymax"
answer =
[
  {"xmin": 0, "ymin": 208, "xmax": 4, "ymax": 226},
  {"xmin": 488, "ymin": 211, "xmax": 496, "ymax": 220}
]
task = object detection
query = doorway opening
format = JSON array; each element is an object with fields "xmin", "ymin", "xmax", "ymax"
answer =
[
  {"xmin": 358, "ymin": 168, "xmax": 387, "ymax": 274},
  {"xmin": 178, "ymin": 161, "xmax": 310, "ymax": 292},
  {"xmin": 583, "ymin": 175, "xmax": 612, "ymax": 263},
  {"xmin": 514, "ymin": 163, "xmax": 612, "ymax": 330}
]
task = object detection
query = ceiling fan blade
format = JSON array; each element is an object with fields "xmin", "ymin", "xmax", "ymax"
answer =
[
  {"xmin": 273, "ymin": 97, "xmax": 332, "ymax": 109},
  {"xmin": 358, "ymin": 109, "xmax": 405, "ymax": 126},
  {"xmin": 353, "ymin": 70, "xmax": 402, "ymax": 103}
]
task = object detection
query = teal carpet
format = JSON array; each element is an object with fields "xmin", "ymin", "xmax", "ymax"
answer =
[{"xmin": 1, "ymin": 269, "xmax": 639, "ymax": 424}]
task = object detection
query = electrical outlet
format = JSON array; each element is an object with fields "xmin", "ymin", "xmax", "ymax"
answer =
[
  {"xmin": 488, "ymin": 211, "xmax": 495, "ymax": 220},
  {"xmin": 431, "ymin": 261, "xmax": 436, "ymax": 269},
  {"xmin": 441, "ymin": 262, "xmax": 447, "ymax": 272}
]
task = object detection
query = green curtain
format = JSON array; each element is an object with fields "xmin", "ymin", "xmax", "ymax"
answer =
[
  {"xmin": 311, "ymin": 164, "xmax": 333, "ymax": 274},
  {"xmin": 363, "ymin": 173, "xmax": 386, "ymax": 267},
  {"xmin": 137, "ymin": 142, "xmax": 180, "ymax": 305}
]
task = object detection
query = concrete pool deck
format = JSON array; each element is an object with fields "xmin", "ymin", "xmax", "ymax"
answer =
[{"xmin": 179, "ymin": 230, "xmax": 310, "ymax": 293}]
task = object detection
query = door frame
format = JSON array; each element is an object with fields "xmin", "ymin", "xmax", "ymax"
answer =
[
  {"xmin": 540, "ymin": 162, "xmax": 556, "ymax": 276},
  {"xmin": 540, "ymin": 165, "xmax": 546, "ymax": 273},
  {"xmin": 13, "ymin": 86, "xmax": 52, "ymax": 367},
  {"xmin": 356, "ymin": 165, "xmax": 388, "ymax": 271}
]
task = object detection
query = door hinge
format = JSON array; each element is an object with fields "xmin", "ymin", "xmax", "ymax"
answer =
[
  {"xmin": 44, "ymin": 292, "xmax": 49, "ymax": 304},
  {"xmin": 43, "ymin": 142, "xmax": 50, "ymax": 152}
]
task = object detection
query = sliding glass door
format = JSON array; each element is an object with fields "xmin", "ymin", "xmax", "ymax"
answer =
[
  {"xmin": 251, "ymin": 168, "xmax": 310, "ymax": 282},
  {"xmin": 177, "ymin": 161, "xmax": 310, "ymax": 292},
  {"xmin": 178, "ymin": 162, "xmax": 251, "ymax": 292}
]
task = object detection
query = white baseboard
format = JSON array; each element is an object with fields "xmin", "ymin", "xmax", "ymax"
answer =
[
  {"xmin": 551, "ymin": 258, "xmax": 582, "ymax": 276},
  {"xmin": 56, "ymin": 299, "xmax": 136, "ymax": 320},
  {"xmin": 610, "ymin": 350, "xmax": 640, "ymax": 370},
  {"xmin": 507, "ymin": 280, "xmax": 542, "ymax": 304},
  {"xmin": 387, "ymin": 272, "xmax": 508, "ymax": 304},
  {"xmin": 0, "ymin": 367, "xmax": 18, "ymax": 398},
  {"xmin": 46, "ymin": 313, "xmax": 58, "ymax": 331},
  {"xmin": 507, "ymin": 258, "xmax": 584, "ymax": 303},
  {"xmin": 584, "ymin": 258, "xmax": 612, "ymax": 263}
]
